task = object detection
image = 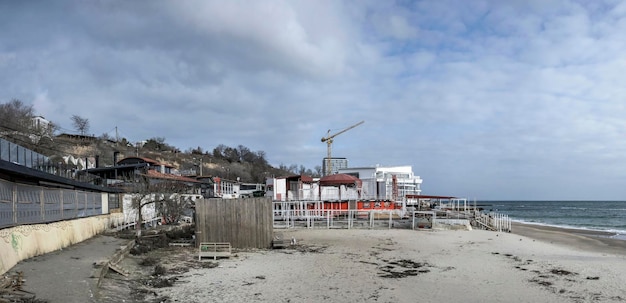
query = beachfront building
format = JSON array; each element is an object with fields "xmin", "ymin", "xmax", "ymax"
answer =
[
  {"xmin": 211, "ymin": 179, "xmax": 266, "ymax": 199},
  {"xmin": 318, "ymin": 173, "xmax": 361, "ymax": 201},
  {"xmin": 266, "ymin": 165, "xmax": 505, "ymax": 231},
  {"xmin": 212, "ymin": 177, "xmax": 238, "ymax": 199},
  {"xmin": 338, "ymin": 165, "xmax": 422, "ymax": 201},
  {"xmin": 266, "ymin": 165, "xmax": 422, "ymax": 203},
  {"xmin": 238, "ymin": 182, "xmax": 266, "ymax": 198},
  {"xmin": 266, "ymin": 175, "xmax": 316, "ymax": 201}
]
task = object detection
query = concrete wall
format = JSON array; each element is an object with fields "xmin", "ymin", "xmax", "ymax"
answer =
[{"xmin": 0, "ymin": 213, "xmax": 124, "ymax": 275}]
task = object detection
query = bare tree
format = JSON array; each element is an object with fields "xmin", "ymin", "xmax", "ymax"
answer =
[
  {"xmin": 0, "ymin": 99, "xmax": 35, "ymax": 134},
  {"xmin": 212, "ymin": 144, "xmax": 227, "ymax": 158},
  {"xmin": 144, "ymin": 137, "xmax": 179, "ymax": 152},
  {"xmin": 223, "ymin": 146, "xmax": 240, "ymax": 163},
  {"xmin": 71, "ymin": 115, "xmax": 90, "ymax": 135},
  {"xmin": 288, "ymin": 164, "xmax": 298, "ymax": 174},
  {"xmin": 130, "ymin": 174, "xmax": 191, "ymax": 237},
  {"xmin": 0, "ymin": 99, "xmax": 59, "ymax": 153},
  {"xmin": 314, "ymin": 165, "xmax": 322, "ymax": 177}
]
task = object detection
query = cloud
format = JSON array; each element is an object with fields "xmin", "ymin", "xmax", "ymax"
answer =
[{"xmin": 2, "ymin": 0, "xmax": 626, "ymax": 199}]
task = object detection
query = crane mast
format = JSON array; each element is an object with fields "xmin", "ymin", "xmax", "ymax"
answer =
[{"xmin": 321, "ymin": 120, "xmax": 364, "ymax": 176}]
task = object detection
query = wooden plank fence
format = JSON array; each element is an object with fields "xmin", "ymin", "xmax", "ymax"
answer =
[{"xmin": 195, "ymin": 197, "xmax": 273, "ymax": 249}]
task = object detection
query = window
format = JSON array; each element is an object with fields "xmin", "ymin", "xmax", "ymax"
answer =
[{"xmin": 109, "ymin": 193, "xmax": 120, "ymax": 209}]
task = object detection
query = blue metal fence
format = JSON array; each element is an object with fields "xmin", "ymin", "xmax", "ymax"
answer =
[{"xmin": 0, "ymin": 178, "xmax": 107, "ymax": 229}]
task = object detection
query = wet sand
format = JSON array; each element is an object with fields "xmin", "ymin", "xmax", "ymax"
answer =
[{"xmin": 511, "ymin": 222, "xmax": 626, "ymax": 256}]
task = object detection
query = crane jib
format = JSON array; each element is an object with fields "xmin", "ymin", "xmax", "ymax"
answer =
[{"xmin": 321, "ymin": 120, "xmax": 364, "ymax": 176}]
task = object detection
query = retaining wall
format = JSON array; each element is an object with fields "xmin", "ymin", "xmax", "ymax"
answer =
[{"xmin": 0, "ymin": 213, "xmax": 124, "ymax": 275}]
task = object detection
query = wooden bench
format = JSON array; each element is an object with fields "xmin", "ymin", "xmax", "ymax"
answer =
[{"xmin": 198, "ymin": 242, "xmax": 232, "ymax": 260}]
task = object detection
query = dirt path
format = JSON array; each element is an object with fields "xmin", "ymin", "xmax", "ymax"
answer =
[{"xmin": 7, "ymin": 234, "xmax": 130, "ymax": 303}]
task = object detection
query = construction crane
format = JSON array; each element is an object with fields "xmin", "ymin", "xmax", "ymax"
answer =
[{"xmin": 321, "ymin": 120, "xmax": 364, "ymax": 176}]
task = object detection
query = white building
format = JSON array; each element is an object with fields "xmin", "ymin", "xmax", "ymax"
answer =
[
  {"xmin": 338, "ymin": 165, "xmax": 422, "ymax": 201},
  {"xmin": 265, "ymin": 166, "xmax": 421, "ymax": 202},
  {"xmin": 213, "ymin": 177, "xmax": 239, "ymax": 199},
  {"xmin": 266, "ymin": 175, "xmax": 317, "ymax": 201},
  {"xmin": 32, "ymin": 116, "xmax": 52, "ymax": 134}
]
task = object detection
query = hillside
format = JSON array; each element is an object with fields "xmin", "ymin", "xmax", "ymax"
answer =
[
  {"xmin": 53, "ymin": 136, "xmax": 293, "ymax": 183},
  {"xmin": 0, "ymin": 98, "xmax": 310, "ymax": 182}
]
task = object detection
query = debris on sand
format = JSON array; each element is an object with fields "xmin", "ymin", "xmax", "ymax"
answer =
[
  {"xmin": 550, "ymin": 269, "xmax": 577, "ymax": 276},
  {"xmin": 378, "ymin": 259, "xmax": 432, "ymax": 278},
  {"xmin": 0, "ymin": 272, "xmax": 47, "ymax": 303},
  {"xmin": 139, "ymin": 257, "xmax": 158, "ymax": 266},
  {"xmin": 293, "ymin": 244, "xmax": 328, "ymax": 254}
]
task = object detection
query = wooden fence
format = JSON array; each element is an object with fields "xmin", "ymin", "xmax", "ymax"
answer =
[{"xmin": 195, "ymin": 197, "xmax": 273, "ymax": 249}]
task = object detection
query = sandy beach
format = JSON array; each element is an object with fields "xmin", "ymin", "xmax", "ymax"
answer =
[
  {"xmin": 8, "ymin": 223, "xmax": 626, "ymax": 302},
  {"xmin": 151, "ymin": 225, "xmax": 626, "ymax": 303}
]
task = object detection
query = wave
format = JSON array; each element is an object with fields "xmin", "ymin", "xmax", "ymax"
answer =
[
  {"xmin": 511, "ymin": 219, "xmax": 626, "ymax": 235},
  {"xmin": 611, "ymin": 234, "xmax": 626, "ymax": 240}
]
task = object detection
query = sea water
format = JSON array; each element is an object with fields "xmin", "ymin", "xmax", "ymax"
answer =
[{"xmin": 480, "ymin": 200, "xmax": 626, "ymax": 240}]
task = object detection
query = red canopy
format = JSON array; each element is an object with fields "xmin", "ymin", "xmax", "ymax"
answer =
[{"xmin": 319, "ymin": 174, "xmax": 362, "ymax": 187}]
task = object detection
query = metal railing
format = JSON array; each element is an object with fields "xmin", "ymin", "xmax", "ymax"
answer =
[
  {"xmin": 0, "ymin": 178, "xmax": 106, "ymax": 229},
  {"xmin": 273, "ymin": 208, "xmax": 406, "ymax": 229},
  {"xmin": 0, "ymin": 138, "xmax": 103, "ymax": 184},
  {"xmin": 474, "ymin": 211, "xmax": 512, "ymax": 232},
  {"xmin": 271, "ymin": 201, "xmax": 510, "ymax": 232}
]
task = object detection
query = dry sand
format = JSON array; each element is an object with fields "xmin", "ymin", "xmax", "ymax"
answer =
[
  {"xmin": 156, "ymin": 226, "xmax": 626, "ymax": 303},
  {"xmin": 9, "ymin": 224, "xmax": 626, "ymax": 302}
]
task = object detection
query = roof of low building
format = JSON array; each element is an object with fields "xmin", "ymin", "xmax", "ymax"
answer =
[
  {"xmin": 117, "ymin": 156, "xmax": 175, "ymax": 168},
  {"xmin": 319, "ymin": 173, "xmax": 362, "ymax": 186},
  {"xmin": 285, "ymin": 175, "xmax": 314, "ymax": 183},
  {"xmin": 0, "ymin": 159, "xmax": 122, "ymax": 193},
  {"xmin": 143, "ymin": 169, "xmax": 200, "ymax": 183}
]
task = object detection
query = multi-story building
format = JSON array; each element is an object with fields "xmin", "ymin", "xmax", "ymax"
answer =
[
  {"xmin": 266, "ymin": 165, "xmax": 422, "ymax": 203},
  {"xmin": 322, "ymin": 157, "xmax": 348, "ymax": 176},
  {"xmin": 338, "ymin": 165, "xmax": 422, "ymax": 201}
]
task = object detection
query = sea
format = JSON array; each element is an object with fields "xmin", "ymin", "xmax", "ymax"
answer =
[{"xmin": 479, "ymin": 200, "xmax": 626, "ymax": 240}]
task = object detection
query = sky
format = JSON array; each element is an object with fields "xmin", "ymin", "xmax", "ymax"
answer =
[{"xmin": 2, "ymin": 0, "xmax": 626, "ymax": 200}]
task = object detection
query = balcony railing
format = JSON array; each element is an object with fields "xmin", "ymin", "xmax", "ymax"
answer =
[{"xmin": 0, "ymin": 138, "xmax": 103, "ymax": 184}]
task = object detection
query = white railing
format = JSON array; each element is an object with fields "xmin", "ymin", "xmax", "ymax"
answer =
[
  {"xmin": 474, "ymin": 212, "xmax": 511, "ymax": 232},
  {"xmin": 271, "ymin": 201, "xmax": 511, "ymax": 232},
  {"xmin": 114, "ymin": 216, "xmax": 161, "ymax": 231},
  {"xmin": 273, "ymin": 208, "xmax": 405, "ymax": 229}
]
